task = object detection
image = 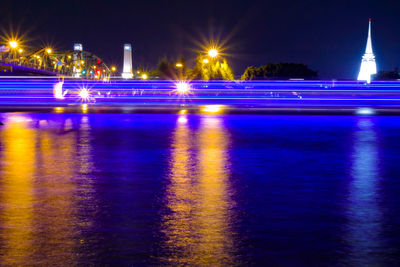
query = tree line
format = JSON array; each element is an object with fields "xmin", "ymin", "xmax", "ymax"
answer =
[{"xmin": 138, "ymin": 55, "xmax": 318, "ymax": 80}]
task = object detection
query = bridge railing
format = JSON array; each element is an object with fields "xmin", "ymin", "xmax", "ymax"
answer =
[{"xmin": 0, "ymin": 59, "xmax": 69, "ymax": 75}]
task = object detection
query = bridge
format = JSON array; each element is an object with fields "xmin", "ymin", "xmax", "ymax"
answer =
[{"xmin": 0, "ymin": 43, "xmax": 112, "ymax": 78}]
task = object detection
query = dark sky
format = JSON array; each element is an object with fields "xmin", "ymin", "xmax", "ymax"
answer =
[{"xmin": 1, "ymin": 0, "xmax": 400, "ymax": 78}]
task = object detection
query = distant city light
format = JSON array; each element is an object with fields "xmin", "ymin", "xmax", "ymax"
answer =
[
  {"xmin": 9, "ymin": 41, "xmax": 18, "ymax": 48},
  {"xmin": 111, "ymin": 66, "xmax": 117, "ymax": 72},
  {"xmin": 81, "ymin": 104, "xmax": 88, "ymax": 112},
  {"xmin": 203, "ymin": 105, "xmax": 222, "ymax": 113},
  {"xmin": 46, "ymin": 48, "xmax": 52, "ymax": 54},
  {"xmin": 18, "ymin": 48, "xmax": 23, "ymax": 53},
  {"xmin": 356, "ymin": 107, "xmax": 375, "ymax": 115},
  {"xmin": 74, "ymin": 43, "xmax": 83, "ymax": 52},
  {"xmin": 54, "ymin": 107, "xmax": 64, "ymax": 113},
  {"xmin": 176, "ymin": 63, "xmax": 183, "ymax": 68},
  {"xmin": 203, "ymin": 58, "xmax": 209, "ymax": 64},
  {"xmin": 208, "ymin": 48, "xmax": 218, "ymax": 58},
  {"xmin": 175, "ymin": 82, "xmax": 190, "ymax": 94},
  {"xmin": 179, "ymin": 109, "xmax": 187, "ymax": 115},
  {"xmin": 79, "ymin": 88, "xmax": 90, "ymax": 101},
  {"xmin": 141, "ymin": 73, "xmax": 148, "ymax": 79}
]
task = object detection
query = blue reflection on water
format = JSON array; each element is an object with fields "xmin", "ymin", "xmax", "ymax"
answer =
[
  {"xmin": 345, "ymin": 118, "xmax": 384, "ymax": 265},
  {"xmin": 0, "ymin": 113, "xmax": 399, "ymax": 265}
]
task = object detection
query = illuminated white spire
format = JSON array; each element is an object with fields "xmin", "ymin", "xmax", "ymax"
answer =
[
  {"xmin": 365, "ymin": 19, "xmax": 373, "ymax": 54},
  {"xmin": 357, "ymin": 19, "xmax": 377, "ymax": 83}
]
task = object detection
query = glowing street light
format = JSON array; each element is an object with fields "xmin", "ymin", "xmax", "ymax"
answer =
[
  {"xmin": 111, "ymin": 66, "xmax": 117, "ymax": 72},
  {"xmin": 79, "ymin": 88, "xmax": 91, "ymax": 102},
  {"xmin": 202, "ymin": 58, "xmax": 209, "ymax": 64},
  {"xmin": 9, "ymin": 40, "xmax": 18, "ymax": 49},
  {"xmin": 141, "ymin": 73, "xmax": 148, "ymax": 80},
  {"xmin": 208, "ymin": 48, "xmax": 218, "ymax": 58},
  {"xmin": 176, "ymin": 63, "xmax": 183, "ymax": 68},
  {"xmin": 175, "ymin": 81, "xmax": 190, "ymax": 94},
  {"xmin": 46, "ymin": 48, "xmax": 52, "ymax": 54},
  {"xmin": 18, "ymin": 48, "xmax": 23, "ymax": 53}
]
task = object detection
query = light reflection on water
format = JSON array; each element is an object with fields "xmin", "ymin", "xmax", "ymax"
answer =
[
  {"xmin": 0, "ymin": 115, "xmax": 35, "ymax": 264},
  {"xmin": 0, "ymin": 113, "xmax": 96, "ymax": 265},
  {"xmin": 161, "ymin": 116, "xmax": 236, "ymax": 265},
  {"xmin": 0, "ymin": 113, "xmax": 399, "ymax": 265},
  {"xmin": 345, "ymin": 118, "xmax": 384, "ymax": 265}
]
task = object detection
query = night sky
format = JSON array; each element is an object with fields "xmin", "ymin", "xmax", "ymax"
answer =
[{"xmin": 1, "ymin": 0, "xmax": 400, "ymax": 78}]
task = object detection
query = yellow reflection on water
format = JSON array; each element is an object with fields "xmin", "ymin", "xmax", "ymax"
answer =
[
  {"xmin": 196, "ymin": 117, "xmax": 234, "ymax": 265},
  {"xmin": 32, "ymin": 118, "xmax": 79, "ymax": 264},
  {"xmin": 0, "ymin": 114, "xmax": 94, "ymax": 265},
  {"xmin": 0, "ymin": 115, "xmax": 35, "ymax": 264},
  {"xmin": 54, "ymin": 107, "xmax": 65, "ymax": 113},
  {"xmin": 163, "ymin": 116, "xmax": 235, "ymax": 265}
]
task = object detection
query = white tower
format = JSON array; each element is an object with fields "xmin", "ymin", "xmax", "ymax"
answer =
[
  {"xmin": 73, "ymin": 43, "xmax": 83, "ymax": 78},
  {"xmin": 122, "ymin": 43, "xmax": 133, "ymax": 79},
  {"xmin": 357, "ymin": 19, "xmax": 377, "ymax": 83}
]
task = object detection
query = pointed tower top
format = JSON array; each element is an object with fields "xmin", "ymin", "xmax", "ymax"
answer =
[{"xmin": 365, "ymin": 19, "xmax": 373, "ymax": 54}]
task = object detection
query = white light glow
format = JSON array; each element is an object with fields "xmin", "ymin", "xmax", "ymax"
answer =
[
  {"xmin": 79, "ymin": 88, "xmax": 90, "ymax": 101},
  {"xmin": 9, "ymin": 41, "xmax": 18, "ymax": 48},
  {"xmin": 178, "ymin": 116, "xmax": 188, "ymax": 124},
  {"xmin": 356, "ymin": 107, "xmax": 375, "ymax": 115},
  {"xmin": 175, "ymin": 82, "xmax": 190, "ymax": 94},
  {"xmin": 53, "ymin": 82, "xmax": 65, "ymax": 99},
  {"xmin": 358, "ymin": 19, "xmax": 377, "ymax": 83},
  {"xmin": 208, "ymin": 49, "xmax": 218, "ymax": 58},
  {"xmin": 203, "ymin": 105, "xmax": 222, "ymax": 113}
]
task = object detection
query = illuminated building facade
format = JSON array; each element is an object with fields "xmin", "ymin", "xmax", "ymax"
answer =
[{"xmin": 357, "ymin": 19, "xmax": 377, "ymax": 83}]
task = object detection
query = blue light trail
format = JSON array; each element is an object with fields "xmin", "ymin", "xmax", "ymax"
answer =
[{"xmin": 1, "ymin": 77, "xmax": 400, "ymax": 113}]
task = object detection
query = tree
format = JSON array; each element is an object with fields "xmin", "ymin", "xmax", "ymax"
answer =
[
  {"xmin": 373, "ymin": 68, "xmax": 400, "ymax": 80},
  {"xmin": 241, "ymin": 63, "xmax": 317, "ymax": 80},
  {"xmin": 157, "ymin": 57, "xmax": 174, "ymax": 79},
  {"xmin": 190, "ymin": 53, "xmax": 234, "ymax": 80}
]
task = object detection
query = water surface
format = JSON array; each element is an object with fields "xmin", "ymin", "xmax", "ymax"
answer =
[{"xmin": 0, "ymin": 113, "xmax": 399, "ymax": 265}]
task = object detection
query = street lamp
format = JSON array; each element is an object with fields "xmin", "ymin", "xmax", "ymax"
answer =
[
  {"xmin": 141, "ymin": 73, "xmax": 148, "ymax": 80},
  {"xmin": 202, "ymin": 58, "xmax": 209, "ymax": 64},
  {"xmin": 208, "ymin": 48, "xmax": 218, "ymax": 58},
  {"xmin": 111, "ymin": 66, "xmax": 116, "ymax": 72},
  {"xmin": 46, "ymin": 48, "xmax": 52, "ymax": 54},
  {"xmin": 9, "ymin": 41, "xmax": 18, "ymax": 49},
  {"xmin": 176, "ymin": 63, "xmax": 183, "ymax": 68}
]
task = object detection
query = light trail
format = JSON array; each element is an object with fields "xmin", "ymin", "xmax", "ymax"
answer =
[{"xmin": 1, "ymin": 78, "xmax": 400, "ymax": 113}]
